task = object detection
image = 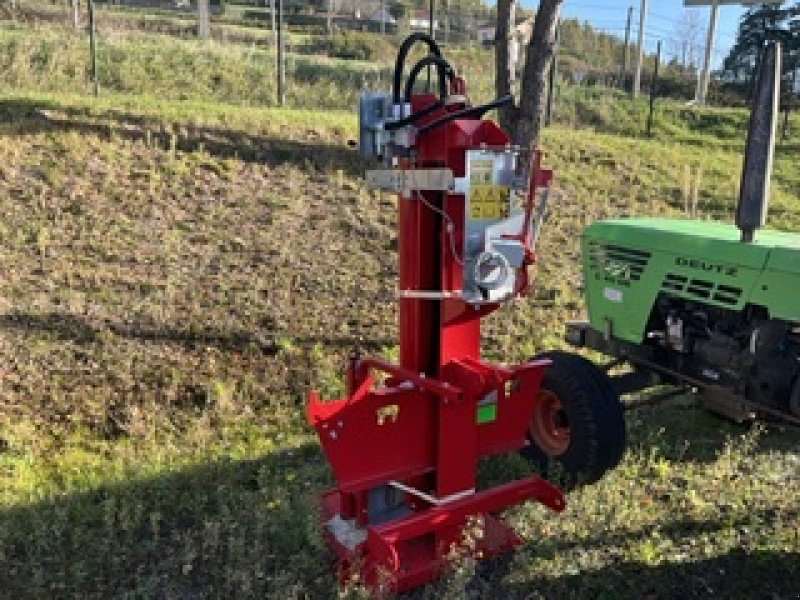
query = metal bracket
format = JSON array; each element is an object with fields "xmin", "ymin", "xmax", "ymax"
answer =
[
  {"xmin": 388, "ymin": 481, "xmax": 475, "ymax": 506},
  {"xmin": 366, "ymin": 168, "xmax": 454, "ymax": 194},
  {"xmin": 397, "ymin": 289, "xmax": 463, "ymax": 300}
]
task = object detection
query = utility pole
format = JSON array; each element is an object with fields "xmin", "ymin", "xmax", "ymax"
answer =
[
  {"xmin": 88, "ymin": 0, "xmax": 98, "ymax": 96},
  {"xmin": 696, "ymin": 0, "xmax": 719, "ymax": 104},
  {"xmin": 647, "ymin": 40, "xmax": 661, "ymax": 137},
  {"xmin": 272, "ymin": 0, "xmax": 277, "ymax": 37},
  {"xmin": 621, "ymin": 5, "xmax": 633, "ymax": 90},
  {"xmin": 277, "ymin": 0, "xmax": 285, "ymax": 106},
  {"xmin": 633, "ymin": 0, "xmax": 648, "ymax": 98},
  {"xmin": 380, "ymin": 0, "xmax": 385, "ymax": 35}
]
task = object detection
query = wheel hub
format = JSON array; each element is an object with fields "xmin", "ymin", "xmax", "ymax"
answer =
[{"xmin": 529, "ymin": 389, "xmax": 571, "ymax": 456}]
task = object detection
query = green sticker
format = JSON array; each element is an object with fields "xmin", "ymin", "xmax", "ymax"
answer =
[{"xmin": 476, "ymin": 403, "xmax": 497, "ymax": 424}]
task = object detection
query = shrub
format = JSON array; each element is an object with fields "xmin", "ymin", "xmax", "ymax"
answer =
[{"xmin": 324, "ymin": 31, "xmax": 392, "ymax": 62}]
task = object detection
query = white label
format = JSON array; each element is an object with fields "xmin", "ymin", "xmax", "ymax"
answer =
[{"xmin": 604, "ymin": 287, "xmax": 623, "ymax": 303}]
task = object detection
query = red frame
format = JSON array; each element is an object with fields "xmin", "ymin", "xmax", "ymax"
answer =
[{"xmin": 306, "ymin": 93, "xmax": 561, "ymax": 593}]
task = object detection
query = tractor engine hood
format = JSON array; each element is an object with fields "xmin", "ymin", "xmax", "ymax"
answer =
[{"xmin": 584, "ymin": 218, "xmax": 800, "ymax": 274}]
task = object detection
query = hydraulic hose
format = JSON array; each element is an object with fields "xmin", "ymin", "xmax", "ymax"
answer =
[
  {"xmin": 383, "ymin": 100, "xmax": 444, "ymax": 131},
  {"xmin": 404, "ymin": 55, "xmax": 454, "ymax": 104},
  {"xmin": 416, "ymin": 95, "xmax": 514, "ymax": 137},
  {"xmin": 392, "ymin": 32, "xmax": 442, "ymax": 104}
]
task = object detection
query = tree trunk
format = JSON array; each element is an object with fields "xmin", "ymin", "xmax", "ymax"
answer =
[
  {"xmin": 495, "ymin": 0, "xmax": 563, "ymax": 165},
  {"xmin": 495, "ymin": 0, "xmax": 519, "ymax": 135},
  {"xmin": 516, "ymin": 0, "xmax": 562, "ymax": 153}
]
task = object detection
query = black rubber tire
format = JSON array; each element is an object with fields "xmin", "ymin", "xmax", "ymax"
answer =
[{"xmin": 520, "ymin": 351, "xmax": 626, "ymax": 487}]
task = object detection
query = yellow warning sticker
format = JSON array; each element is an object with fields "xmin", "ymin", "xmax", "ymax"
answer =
[
  {"xmin": 470, "ymin": 184, "xmax": 510, "ymax": 220},
  {"xmin": 470, "ymin": 159, "xmax": 494, "ymax": 185}
]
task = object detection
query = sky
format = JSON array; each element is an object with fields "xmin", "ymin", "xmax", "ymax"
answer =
[{"xmin": 520, "ymin": 1, "xmax": 750, "ymax": 68}]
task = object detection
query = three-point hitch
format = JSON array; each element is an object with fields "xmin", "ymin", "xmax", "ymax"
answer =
[{"xmin": 307, "ymin": 34, "xmax": 562, "ymax": 593}]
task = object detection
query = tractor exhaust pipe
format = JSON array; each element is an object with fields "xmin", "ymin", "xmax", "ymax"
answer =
[{"xmin": 736, "ymin": 40, "xmax": 781, "ymax": 244}]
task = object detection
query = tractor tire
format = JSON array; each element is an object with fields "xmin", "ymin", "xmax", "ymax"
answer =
[{"xmin": 520, "ymin": 351, "xmax": 626, "ymax": 487}]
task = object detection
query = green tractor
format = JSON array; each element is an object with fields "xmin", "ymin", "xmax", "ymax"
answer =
[{"xmin": 522, "ymin": 42, "xmax": 798, "ymax": 483}]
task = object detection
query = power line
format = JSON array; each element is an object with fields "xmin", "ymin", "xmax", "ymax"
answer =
[{"xmin": 561, "ymin": 3, "xmax": 636, "ymax": 12}]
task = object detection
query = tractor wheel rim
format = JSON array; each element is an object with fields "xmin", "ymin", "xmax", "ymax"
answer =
[{"xmin": 530, "ymin": 389, "xmax": 570, "ymax": 456}]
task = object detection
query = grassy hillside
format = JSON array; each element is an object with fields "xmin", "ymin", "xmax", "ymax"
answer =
[
  {"xmin": 0, "ymin": 87, "xmax": 797, "ymax": 598},
  {"xmin": 7, "ymin": 18, "xmax": 798, "ymax": 140},
  {"xmin": 0, "ymin": 17, "xmax": 799, "ymax": 599},
  {"xmin": 0, "ymin": 24, "xmax": 389, "ymax": 109}
]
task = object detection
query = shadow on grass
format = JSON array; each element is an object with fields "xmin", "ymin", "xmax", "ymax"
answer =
[
  {"xmin": 2, "ymin": 311, "xmax": 792, "ymax": 459},
  {"xmin": 5, "ymin": 428, "xmax": 797, "ymax": 600},
  {"xmin": 532, "ymin": 505, "xmax": 799, "ymax": 567},
  {"xmin": 0, "ymin": 310, "xmax": 394, "ymax": 354},
  {"xmin": 0, "ymin": 443, "xmax": 337, "ymax": 599},
  {"xmin": 1, "ymin": 410, "xmax": 797, "ymax": 598},
  {"xmin": 0, "ymin": 98, "xmax": 364, "ymax": 176},
  {"xmin": 625, "ymin": 395, "xmax": 800, "ymax": 464},
  {"xmin": 498, "ymin": 549, "xmax": 800, "ymax": 600}
]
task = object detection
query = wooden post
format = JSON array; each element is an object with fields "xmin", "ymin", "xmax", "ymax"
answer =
[
  {"xmin": 444, "ymin": 0, "xmax": 449, "ymax": 45},
  {"xmin": 277, "ymin": 0, "xmax": 285, "ymax": 106},
  {"xmin": 782, "ymin": 59, "xmax": 797, "ymax": 141},
  {"xmin": 621, "ymin": 6, "xmax": 632, "ymax": 90},
  {"xmin": 633, "ymin": 0, "xmax": 648, "ymax": 98},
  {"xmin": 325, "ymin": 0, "xmax": 332, "ymax": 35},
  {"xmin": 72, "ymin": 0, "xmax": 80, "ymax": 29},
  {"xmin": 647, "ymin": 40, "xmax": 661, "ymax": 137},
  {"xmin": 88, "ymin": 0, "xmax": 99, "ymax": 96},
  {"xmin": 197, "ymin": 0, "xmax": 211, "ymax": 39}
]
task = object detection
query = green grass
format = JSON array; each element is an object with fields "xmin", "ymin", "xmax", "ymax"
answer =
[
  {"xmin": 2, "ymin": 16, "xmax": 799, "ymax": 142},
  {"xmin": 0, "ymin": 19, "xmax": 799, "ymax": 599},
  {"xmin": 0, "ymin": 22, "xmax": 390, "ymax": 110}
]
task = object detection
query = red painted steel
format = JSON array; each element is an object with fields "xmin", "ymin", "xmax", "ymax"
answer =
[{"xmin": 307, "ymin": 87, "xmax": 561, "ymax": 593}]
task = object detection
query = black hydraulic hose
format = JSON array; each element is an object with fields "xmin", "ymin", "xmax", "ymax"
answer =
[
  {"xmin": 404, "ymin": 55, "xmax": 454, "ymax": 103},
  {"xmin": 416, "ymin": 95, "xmax": 514, "ymax": 137},
  {"xmin": 383, "ymin": 100, "xmax": 444, "ymax": 131},
  {"xmin": 392, "ymin": 32, "xmax": 442, "ymax": 104}
]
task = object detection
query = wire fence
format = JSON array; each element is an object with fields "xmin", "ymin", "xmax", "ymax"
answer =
[
  {"xmin": 0, "ymin": 0, "xmax": 796, "ymax": 142},
  {"xmin": 1, "ymin": 0, "xmax": 798, "ymax": 232}
]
